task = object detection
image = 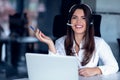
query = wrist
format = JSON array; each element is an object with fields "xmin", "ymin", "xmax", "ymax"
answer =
[
  {"xmin": 48, "ymin": 41, "xmax": 56, "ymax": 54},
  {"xmin": 95, "ymin": 67, "xmax": 102, "ymax": 75}
]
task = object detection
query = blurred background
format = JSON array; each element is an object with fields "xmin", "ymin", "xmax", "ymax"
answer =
[{"xmin": 0, "ymin": 0, "xmax": 120, "ymax": 80}]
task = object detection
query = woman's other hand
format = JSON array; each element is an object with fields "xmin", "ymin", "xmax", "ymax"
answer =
[{"xmin": 78, "ymin": 67, "xmax": 102, "ymax": 77}]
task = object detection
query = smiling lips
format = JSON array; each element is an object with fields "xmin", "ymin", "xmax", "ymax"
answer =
[{"xmin": 76, "ymin": 25, "xmax": 83, "ymax": 28}]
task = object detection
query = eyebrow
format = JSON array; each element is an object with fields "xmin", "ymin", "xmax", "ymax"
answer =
[{"xmin": 72, "ymin": 15, "xmax": 85, "ymax": 18}]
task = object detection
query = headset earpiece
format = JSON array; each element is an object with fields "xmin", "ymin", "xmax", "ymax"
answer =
[
  {"xmin": 89, "ymin": 20, "xmax": 94, "ymax": 27},
  {"xmin": 89, "ymin": 15, "xmax": 94, "ymax": 27},
  {"xmin": 66, "ymin": 20, "xmax": 73, "ymax": 26},
  {"xmin": 66, "ymin": 20, "xmax": 69, "ymax": 26},
  {"xmin": 90, "ymin": 21, "xmax": 93, "ymax": 25}
]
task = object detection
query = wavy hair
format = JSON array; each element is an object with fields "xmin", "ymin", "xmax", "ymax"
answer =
[{"xmin": 64, "ymin": 4, "xmax": 95, "ymax": 66}]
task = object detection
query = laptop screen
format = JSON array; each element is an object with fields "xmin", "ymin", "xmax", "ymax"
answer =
[{"xmin": 25, "ymin": 53, "xmax": 79, "ymax": 80}]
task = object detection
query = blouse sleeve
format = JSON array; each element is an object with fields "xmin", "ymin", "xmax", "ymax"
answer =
[
  {"xmin": 98, "ymin": 39, "xmax": 119, "ymax": 75},
  {"xmin": 48, "ymin": 36, "xmax": 66, "ymax": 56}
]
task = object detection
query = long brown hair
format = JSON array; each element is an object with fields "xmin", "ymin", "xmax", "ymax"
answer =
[{"xmin": 64, "ymin": 4, "xmax": 95, "ymax": 66}]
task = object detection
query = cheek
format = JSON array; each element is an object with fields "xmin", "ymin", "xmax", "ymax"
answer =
[
  {"xmin": 71, "ymin": 26, "xmax": 76, "ymax": 32},
  {"xmin": 83, "ymin": 22, "xmax": 87, "ymax": 29},
  {"xmin": 83, "ymin": 26, "xmax": 87, "ymax": 32},
  {"xmin": 83, "ymin": 23, "xmax": 87, "ymax": 31},
  {"xmin": 71, "ymin": 20, "xmax": 76, "ymax": 24},
  {"xmin": 83, "ymin": 20, "xmax": 86, "ymax": 26},
  {"xmin": 71, "ymin": 26, "xmax": 74, "ymax": 30}
]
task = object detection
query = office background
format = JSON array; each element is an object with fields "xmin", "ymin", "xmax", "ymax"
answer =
[{"xmin": 0, "ymin": 0, "xmax": 120, "ymax": 79}]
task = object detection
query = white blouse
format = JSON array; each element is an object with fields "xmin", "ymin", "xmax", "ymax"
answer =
[{"xmin": 49, "ymin": 36, "xmax": 119, "ymax": 75}]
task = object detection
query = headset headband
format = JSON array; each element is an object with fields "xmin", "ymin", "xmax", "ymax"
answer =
[
  {"xmin": 69, "ymin": 4, "xmax": 77, "ymax": 13},
  {"xmin": 69, "ymin": 4, "xmax": 92, "ymax": 14},
  {"xmin": 84, "ymin": 4, "xmax": 92, "ymax": 14}
]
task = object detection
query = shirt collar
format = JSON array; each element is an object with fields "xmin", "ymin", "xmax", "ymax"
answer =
[
  {"xmin": 73, "ymin": 39, "xmax": 84, "ymax": 49},
  {"xmin": 72, "ymin": 39, "xmax": 84, "ymax": 56}
]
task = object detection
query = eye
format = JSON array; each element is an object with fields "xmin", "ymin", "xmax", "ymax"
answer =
[
  {"xmin": 71, "ymin": 15, "xmax": 78, "ymax": 19},
  {"xmin": 81, "ymin": 16, "xmax": 86, "ymax": 19}
]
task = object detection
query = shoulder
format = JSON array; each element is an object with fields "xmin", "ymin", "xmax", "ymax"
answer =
[
  {"xmin": 94, "ymin": 36, "xmax": 106, "ymax": 43},
  {"xmin": 55, "ymin": 36, "xmax": 66, "ymax": 44},
  {"xmin": 94, "ymin": 36, "xmax": 109, "ymax": 48}
]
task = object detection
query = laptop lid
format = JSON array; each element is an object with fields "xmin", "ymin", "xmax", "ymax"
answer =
[{"xmin": 25, "ymin": 53, "xmax": 79, "ymax": 80}]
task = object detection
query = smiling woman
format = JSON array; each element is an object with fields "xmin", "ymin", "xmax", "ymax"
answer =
[
  {"xmin": 34, "ymin": 4, "xmax": 119, "ymax": 77},
  {"xmin": 71, "ymin": 9, "xmax": 87, "ymax": 35}
]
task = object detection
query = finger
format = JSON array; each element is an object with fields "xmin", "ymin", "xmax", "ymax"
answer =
[
  {"xmin": 39, "ymin": 31, "xmax": 47, "ymax": 42},
  {"xmin": 40, "ymin": 32, "xmax": 50, "ymax": 40},
  {"xmin": 35, "ymin": 29, "xmax": 39, "ymax": 38},
  {"xmin": 79, "ymin": 69, "xmax": 87, "ymax": 76},
  {"xmin": 39, "ymin": 31, "xmax": 43, "ymax": 40},
  {"xmin": 35, "ymin": 29, "xmax": 39, "ymax": 35},
  {"xmin": 41, "ymin": 32, "xmax": 46, "ymax": 38},
  {"xmin": 35, "ymin": 29, "xmax": 44, "ymax": 38},
  {"xmin": 35, "ymin": 29, "xmax": 41, "ymax": 40},
  {"xmin": 79, "ymin": 72, "xmax": 87, "ymax": 77}
]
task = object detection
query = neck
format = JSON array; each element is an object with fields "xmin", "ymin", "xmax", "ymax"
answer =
[{"xmin": 74, "ymin": 33, "xmax": 84, "ymax": 44}]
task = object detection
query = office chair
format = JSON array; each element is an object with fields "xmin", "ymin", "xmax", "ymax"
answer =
[
  {"xmin": 93, "ymin": 14, "xmax": 102, "ymax": 37},
  {"xmin": 53, "ymin": 15, "xmax": 67, "ymax": 39}
]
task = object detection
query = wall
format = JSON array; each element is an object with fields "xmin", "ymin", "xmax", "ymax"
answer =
[
  {"xmin": 81, "ymin": 0, "xmax": 96, "ymax": 12},
  {"xmin": 96, "ymin": 0, "xmax": 120, "ymax": 67},
  {"xmin": 82, "ymin": 0, "xmax": 120, "ymax": 66},
  {"xmin": 96, "ymin": 0, "xmax": 120, "ymax": 42},
  {"xmin": 36, "ymin": 0, "xmax": 61, "ymax": 53},
  {"xmin": 96, "ymin": 0, "xmax": 120, "ymax": 13}
]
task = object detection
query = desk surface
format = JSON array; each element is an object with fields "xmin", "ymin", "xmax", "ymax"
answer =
[
  {"xmin": 0, "ymin": 36, "xmax": 39, "ymax": 43},
  {"xmin": 0, "ymin": 36, "xmax": 39, "ymax": 66},
  {"xmin": 14, "ymin": 72, "xmax": 120, "ymax": 80}
]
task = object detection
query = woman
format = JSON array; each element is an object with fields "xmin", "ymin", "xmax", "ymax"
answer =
[{"xmin": 35, "ymin": 4, "xmax": 119, "ymax": 77}]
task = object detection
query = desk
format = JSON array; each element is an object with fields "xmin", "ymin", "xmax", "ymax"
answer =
[
  {"xmin": 16, "ymin": 37, "xmax": 39, "ymax": 53},
  {"xmin": 13, "ymin": 72, "xmax": 120, "ymax": 80},
  {"xmin": 0, "ymin": 37, "xmax": 39, "ymax": 65},
  {"xmin": 0, "ymin": 37, "xmax": 17, "ymax": 65},
  {"xmin": 0, "ymin": 37, "xmax": 39, "ymax": 77}
]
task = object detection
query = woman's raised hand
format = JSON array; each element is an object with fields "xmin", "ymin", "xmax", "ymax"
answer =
[
  {"xmin": 35, "ymin": 29, "xmax": 52, "ymax": 45},
  {"xmin": 35, "ymin": 29, "xmax": 56, "ymax": 54}
]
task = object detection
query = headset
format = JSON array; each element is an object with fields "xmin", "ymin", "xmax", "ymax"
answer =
[{"xmin": 66, "ymin": 4, "xmax": 94, "ymax": 27}]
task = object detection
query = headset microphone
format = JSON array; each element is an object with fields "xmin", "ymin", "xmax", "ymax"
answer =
[{"xmin": 66, "ymin": 23, "xmax": 73, "ymax": 26}]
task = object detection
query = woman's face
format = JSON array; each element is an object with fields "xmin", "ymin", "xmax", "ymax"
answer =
[{"xmin": 71, "ymin": 9, "xmax": 87, "ymax": 35}]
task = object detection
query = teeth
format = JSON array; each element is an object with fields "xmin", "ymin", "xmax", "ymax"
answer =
[{"xmin": 76, "ymin": 25, "xmax": 82, "ymax": 28}]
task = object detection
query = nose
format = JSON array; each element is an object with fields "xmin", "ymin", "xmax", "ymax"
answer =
[{"xmin": 76, "ymin": 18, "xmax": 82, "ymax": 24}]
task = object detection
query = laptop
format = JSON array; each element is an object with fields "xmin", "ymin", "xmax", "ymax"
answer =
[{"xmin": 25, "ymin": 53, "xmax": 79, "ymax": 80}]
